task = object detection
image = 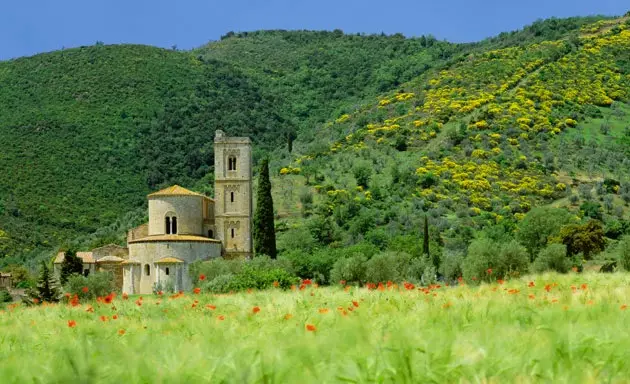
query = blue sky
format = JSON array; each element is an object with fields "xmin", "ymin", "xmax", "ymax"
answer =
[{"xmin": 0, "ymin": 0, "xmax": 627, "ymax": 60}]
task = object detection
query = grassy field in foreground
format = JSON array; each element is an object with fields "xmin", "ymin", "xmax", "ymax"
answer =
[{"xmin": 2, "ymin": 273, "xmax": 630, "ymax": 383}]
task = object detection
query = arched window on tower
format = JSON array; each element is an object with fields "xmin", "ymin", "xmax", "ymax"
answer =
[
  {"xmin": 208, "ymin": 229, "xmax": 214, "ymax": 238},
  {"xmin": 171, "ymin": 217, "xmax": 177, "ymax": 234},
  {"xmin": 145, "ymin": 264, "xmax": 150, "ymax": 276},
  {"xmin": 228, "ymin": 156, "xmax": 237, "ymax": 171},
  {"xmin": 165, "ymin": 267, "xmax": 170, "ymax": 276},
  {"xmin": 231, "ymin": 228, "xmax": 235, "ymax": 238},
  {"xmin": 165, "ymin": 217, "xmax": 171, "ymax": 235},
  {"xmin": 230, "ymin": 191, "xmax": 235, "ymax": 203}
]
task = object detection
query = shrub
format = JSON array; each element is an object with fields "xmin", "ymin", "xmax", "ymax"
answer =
[
  {"xmin": 462, "ymin": 238, "xmax": 498, "ymax": 284},
  {"xmin": 533, "ymin": 244, "xmax": 570, "ymax": 273},
  {"xmin": 407, "ymin": 256, "xmax": 437, "ymax": 285},
  {"xmin": 439, "ymin": 250, "xmax": 464, "ymax": 282},
  {"xmin": 282, "ymin": 249, "xmax": 337, "ymax": 284},
  {"xmin": 0, "ymin": 288, "xmax": 12, "ymax": 304},
  {"xmin": 230, "ymin": 265, "xmax": 299, "ymax": 291},
  {"xmin": 516, "ymin": 207, "xmax": 572, "ymax": 261},
  {"xmin": 330, "ymin": 254, "xmax": 367, "ymax": 285},
  {"xmin": 64, "ymin": 271, "xmax": 116, "ymax": 300},
  {"xmin": 618, "ymin": 236, "xmax": 630, "ymax": 271},
  {"xmin": 496, "ymin": 240, "xmax": 529, "ymax": 278},
  {"xmin": 205, "ymin": 274, "xmax": 237, "ymax": 294},
  {"xmin": 189, "ymin": 258, "xmax": 245, "ymax": 283},
  {"xmin": 364, "ymin": 252, "xmax": 412, "ymax": 283}
]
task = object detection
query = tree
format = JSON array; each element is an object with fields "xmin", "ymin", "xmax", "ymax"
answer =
[
  {"xmin": 516, "ymin": 207, "xmax": 572, "ymax": 261},
  {"xmin": 27, "ymin": 261, "xmax": 61, "ymax": 304},
  {"xmin": 60, "ymin": 249, "xmax": 83, "ymax": 284},
  {"xmin": 253, "ymin": 159, "xmax": 277, "ymax": 259},
  {"xmin": 557, "ymin": 220, "xmax": 606, "ymax": 259}
]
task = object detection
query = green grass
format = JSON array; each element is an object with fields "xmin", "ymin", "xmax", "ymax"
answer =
[{"xmin": 3, "ymin": 273, "xmax": 630, "ymax": 383}]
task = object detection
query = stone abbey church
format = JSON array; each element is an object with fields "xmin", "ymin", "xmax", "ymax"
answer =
[{"xmin": 54, "ymin": 131, "xmax": 253, "ymax": 294}]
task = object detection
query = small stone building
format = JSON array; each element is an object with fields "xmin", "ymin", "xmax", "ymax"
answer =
[
  {"xmin": 0, "ymin": 273, "xmax": 12, "ymax": 289},
  {"xmin": 54, "ymin": 244, "xmax": 130, "ymax": 284}
]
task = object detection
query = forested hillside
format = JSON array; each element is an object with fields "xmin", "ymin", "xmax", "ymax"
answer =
[{"xmin": 1, "ymin": 13, "xmax": 629, "ymax": 273}]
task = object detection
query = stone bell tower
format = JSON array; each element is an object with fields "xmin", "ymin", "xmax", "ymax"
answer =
[{"xmin": 213, "ymin": 130, "xmax": 253, "ymax": 259}]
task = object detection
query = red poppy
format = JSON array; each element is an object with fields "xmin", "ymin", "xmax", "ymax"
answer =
[
  {"xmin": 252, "ymin": 306, "xmax": 261, "ymax": 314},
  {"xmin": 81, "ymin": 287, "xmax": 89, "ymax": 293},
  {"xmin": 442, "ymin": 302, "xmax": 452, "ymax": 309},
  {"xmin": 352, "ymin": 301, "xmax": 359, "ymax": 308},
  {"xmin": 472, "ymin": 277, "xmax": 478, "ymax": 281},
  {"xmin": 284, "ymin": 314, "xmax": 293, "ymax": 320},
  {"xmin": 528, "ymin": 294, "xmax": 535, "ymax": 300},
  {"xmin": 621, "ymin": 304, "xmax": 628, "ymax": 310},
  {"xmin": 206, "ymin": 304, "xmax": 216, "ymax": 310},
  {"xmin": 318, "ymin": 308, "xmax": 329, "ymax": 314},
  {"xmin": 544, "ymin": 284, "xmax": 552, "ymax": 292},
  {"xmin": 580, "ymin": 283, "xmax": 588, "ymax": 291},
  {"xmin": 113, "ymin": 314, "xmax": 118, "ymax": 320},
  {"xmin": 486, "ymin": 268, "xmax": 493, "ymax": 275},
  {"xmin": 33, "ymin": 298, "xmax": 40, "ymax": 304},
  {"xmin": 86, "ymin": 305, "xmax": 94, "ymax": 313},
  {"xmin": 528, "ymin": 281, "xmax": 535, "ymax": 287},
  {"xmin": 67, "ymin": 320, "xmax": 77, "ymax": 328},
  {"xmin": 273, "ymin": 281, "xmax": 279, "ymax": 288},
  {"xmin": 497, "ymin": 279, "xmax": 505, "ymax": 285},
  {"xmin": 135, "ymin": 299, "xmax": 142, "ymax": 307},
  {"xmin": 217, "ymin": 315, "xmax": 225, "ymax": 321},
  {"xmin": 104, "ymin": 293, "xmax": 115, "ymax": 304},
  {"xmin": 193, "ymin": 287, "xmax": 201, "ymax": 295},
  {"xmin": 457, "ymin": 276, "xmax": 463, "ymax": 283},
  {"xmin": 302, "ymin": 279, "xmax": 312, "ymax": 285},
  {"xmin": 199, "ymin": 274, "xmax": 206, "ymax": 281},
  {"xmin": 290, "ymin": 285, "xmax": 296, "ymax": 291},
  {"xmin": 70, "ymin": 295, "xmax": 79, "ymax": 307},
  {"xmin": 305, "ymin": 324, "xmax": 316, "ymax": 332},
  {"xmin": 508, "ymin": 289, "xmax": 520, "ymax": 295},
  {"xmin": 118, "ymin": 329, "xmax": 126, "ymax": 335},
  {"xmin": 122, "ymin": 293, "xmax": 129, "ymax": 300},
  {"xmin": 377, "ymin": 282, "xmax": 385, "ymax": 291},
  {"xmin": 100, "ymin": 316, "xmax": 108, "ymax": 322},
  {"xmin": 340, "ymin": 280, "xmax": 346, "ymax": 286}
]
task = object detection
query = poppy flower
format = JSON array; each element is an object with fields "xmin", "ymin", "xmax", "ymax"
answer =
[
  {"xmin": 580, "ymin": 283, "xmax": 588, "ymax": 291},
  {"xmin": 122, "ymin": 293, "xmax": 129, "ymax": 300},
  {"xmin": 284, "ymin": 314, "xmax": 293, "ymax": 320},
  {"xmin": 528, "ymin": 281, "xmax": 535, "ymax": 287},
  {"xmin": 352, "ymin": 301, "xmax": 360, "ymax": 308},
  {"xmin": 252, "ymin": 306, "xmax": 261, "ymax": 314},
  {"xmin": 302, "ymin": 279, "xmax": 312, "ymax": 285},
  {"xmin": 544, "ymin": 284, "xmax": 552, "ymax": 292},
  {"xmin": 340, "ymin": 280, "xmax": 346, "ymax": 286},
  {"xmin": 67, "ymin": 320, "xmax": 77, "ymax": 328},
  {"xmin": 118, "ymin": 329, "xmax": 126, "ymax": 335},
  {"xmin": 273, "ymin": 281, "xmax": 279, "ymax": 288},
  {"xmin": 217, "ymin": 315, "xmax": 225, "ymax": 321},
  {"xmin": 193, "ymin": 287, "xmax": 201, "ymax": 295},
  {"xmin": 100, "ymin": 316, "xmax": 108, "ymax": 322},
  {"xmin": 70, "ymin": 295, "xmax": 79, "ymax": 307},
  {"xmin": 497, "ymin": 279, "xmax": 505, "ymax": 285},
  {"xmin": 33, "ymin": 298, "xmax": 40, "ymax": 304},
  {"xmin": 305, "ymin": 324, "xmax": 316, "ymax": 332},
  {"xmin": 486, "ymin": 268, "xmax": 493, "ymax": 275},
  {"xmin": 318, "ymin": 308, "xmax": 329, "ymax": 314},
  {"xmin": 82, "ymin": 287, "xmax": 89, "ymax": 293},
  {"xmin": 377, "ymin": 282, "xmax": 385, "ymax": 291},
  {"xmin": 86, "ymin": 305, "xmax": 94, "ymax": 313},
  {"xmin": 206, "ymin": 304, "xmax": 216, "ymax": 310},
  {"xmin": 442, "ymin": 302, "xmax": 452, "ymax": 309},
  {"xmin": 528, "ymin": 294, "xmax": 536, "ymax": 300},
  {"xmin": 135, "ymin": 299, "xmax": 142, "ymax": 307},
  {"xmin": 621, "ymin": 304, "xmax": 628, "ymax": 310},
  {"xmin": 113, "ymin": 314, "xmax": 118, "ymax": 320},
  {"xmin": 104, "ymin": 293, "xmax": 115, "ymax": 304},
  {"xmin": 199, "ymin": 274, "xmax": 206, "ymax": 281}
]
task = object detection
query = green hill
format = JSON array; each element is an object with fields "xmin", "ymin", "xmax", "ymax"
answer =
[{"xmin": 1, "ymin": 14, "xmax": 629, "ymax": 269}]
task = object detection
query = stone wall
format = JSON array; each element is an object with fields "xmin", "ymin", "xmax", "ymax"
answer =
[{"xmin": 148, "ymin": 196, "xmax": 204, "ymax": 236}]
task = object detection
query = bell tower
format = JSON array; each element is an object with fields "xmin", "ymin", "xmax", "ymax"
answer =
[{"xmin": 213, "ymin": 130, "xmax": 253, "ymax": 259}]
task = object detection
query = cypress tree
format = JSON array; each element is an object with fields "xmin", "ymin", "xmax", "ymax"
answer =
[
  {"xmin": 423, "ymin": 215, "xmax": 430, "ymax": 256},
  {"xmin": 27, "ymin": 260, "xmax": 61, "ymax": 304},
  {"xmin": 253, "ymin": 158, "xmax": 277, "ymax": 259}
]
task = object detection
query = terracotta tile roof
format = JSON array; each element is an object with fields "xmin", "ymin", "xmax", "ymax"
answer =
[
  {"xmin": 128, "ymin": 234, "xmax": 222, "ymax": 244},
  {"xmin": 121, "ymin": 259, "xmax": 141, "ymax": 265},
  {"xmin": 155, "ymin": 257, "xmax": 185, "ymax": 264},
  {"xmin": 147, "ymin": 185, "xmax": 214, "ymax": 201},
  {"xmin": 54, "ymin": 252, "xmax": 95, "ymax": 264},
  {"xmin": 96, "ymin": 256, "xmax": 125, "ymax": 263}
]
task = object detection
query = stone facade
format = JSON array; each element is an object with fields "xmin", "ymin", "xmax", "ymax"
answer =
[{"xmin": 213, "ymin": 130, "xmax": 253, "ymax": 258}]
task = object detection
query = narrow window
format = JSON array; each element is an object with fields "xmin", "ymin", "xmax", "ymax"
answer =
[
  {"xmin": 228, "ymin": 156, "xmax": 237, "ymax": 171},
  {"xmin": 230, "ymin": 191, "xmax": 234, "ymax": 203},
  {"xmin": 83, "ymin": 269, "xmax": 90, "ymax": 277},
  {"xmin": 171, "ymin": 217, "xmax": 178, "ymax": 234},
  {"xmin": 165, "ymin": 217, "xmax": 171, "ymax": 234},
  {"xmin": 145, "ymin": 264, "xmax": 150, "ymax": 276},
  {"xmin": 231, "ymin": 228, "xmax": 235, "ymax": 238},
  {"xmin": 208, "ymin": 230, "xmax": 214, "ymax": 238},
  {"xmin": 165, "ymin": 267, "xmax": 170, "ymax": 276}
]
